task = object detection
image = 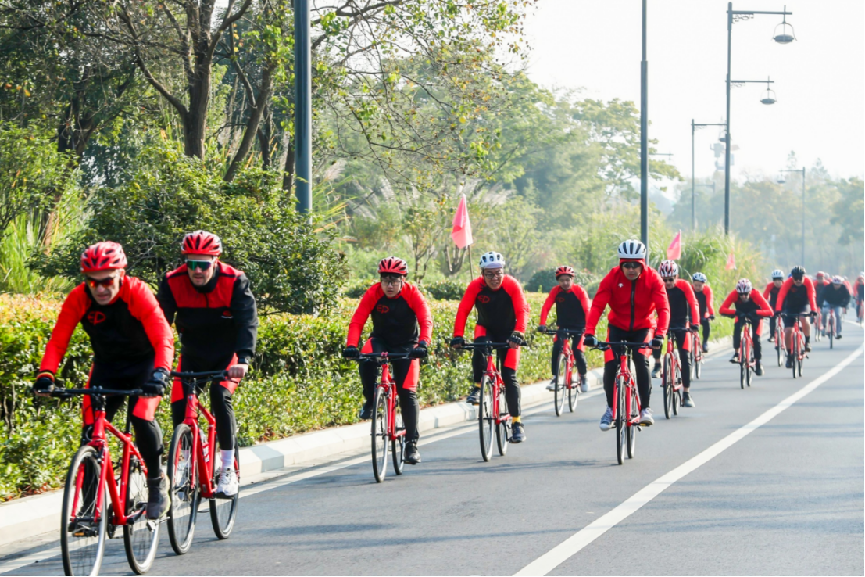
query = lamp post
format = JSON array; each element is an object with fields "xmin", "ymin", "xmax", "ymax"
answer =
[
  {"xmin": 692, "ymin": 120, "xmax": 726, "ymax": 231},
  {"xmin": 778, "ymin": 168, "xmax": 806, "ymax": 265},
  {"xmin": 294, "ymin": 0, "xmax": 312, "ymax": 214},
  {"xmin": 724, "ymin": 2, "xmax": 794, "ymax": 235},
  {"xmin": 640, "ymin": 0, "xmax": 649, "ymax": 250}
]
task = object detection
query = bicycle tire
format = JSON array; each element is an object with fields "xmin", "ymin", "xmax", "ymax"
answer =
[
  {"xmin": 495, "ymin": 388, "xmax": 509, "ymax": 457},
  {"xmin": 370, "ymin": 386, "xmax": 388, "ymax": 481},
  {"xmin": 209, "ymin": 440, "xmax": 240, "ymax": 537},
  {"xmin": 568, "ymin": 373, "xmax": 579, "ymax": 413},
  {"xmin": 694, "ymin": 340, "xmax": 702, "ymax": 379},
  {"xmin": 745, "ymin": 347, "xmax": 752, "ymax": 388},
  {"xmin": 662, "ymin": 356, "xmax": 672, "ymax": 420},
  {"xmin": 797, "ymin": 347, "xmax": 803, "ymax": 377},
  {"xmin": 123, "ymin": 455, "xmax": 159, "ymax": 575},
  {"xmin": 616, "ymin": 377, "xmax": 626, "ymax": 465},
  {"xmin": 167, "ymin": 424, "xmax": 199, "ymax": 555},
  {"xmin": 829, "ymin": 318, "xmax": 834, "ymax": 349},
  {"xmin": 478, "ymin": 376, "xmax": 494, "ymax": 462},
  {"xmin": 391, "ymin": 410, "xmax": 405, "ymax": 475},
  {"xmin": 776, "ymin": 334, "xmax": 783, "ymax": 367},
  {"xmin": 626, "ymin": 386, "xmax": 637, "ymax": 459},
  {"xmin": 554, "ymin": 353, "xmax": 567, "ymax": 417},
  {"xmin": 61, "ymin": 445, "xmax": 106, "ymax": 577},
  {"xmin": 740, "ymin": 339, "xmax": 747, "ymax": 389},
  {"xmin": 672, "ymin": 384, "xmax": 680, "ymax": 415}
]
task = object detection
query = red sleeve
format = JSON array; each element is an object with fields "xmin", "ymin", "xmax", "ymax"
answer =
[
  {"xmin": 680, "ymin": 280, "xmax": 699, "ymax": 325},
  {"xmin": 762, "ymin": 283, "xmax": 772, "ymax": 300},
  {"xmin": 576, "ymin": 285, "xmax": 591, "ymax": 318},
  {"xmin": 40, "ymin": 285, "xmax": 89, "ymax": 373},
  {"xmin": 586, "ymin": 269, "xmax": 614, "ymax": 334},
  {"xmin": 539, "ymin": 286, "xmax": 560, "ymax": 325},
  {"xmin": 124, "ymin": 277, "xmax": 174, "ymax": 371},
  {"xmin": 775, "ymin": 279, "xmax": 792, "ymax": 312},
  {"xmin": 805, "ymin": 278, "xmax": 818, "ymax": 311},
  {"xmin": 706, "ymin": 285, "xmax": 715, "ymax": 316},
  {"xmin": 650, "ymin": 270, "xmax": 670, "ymax": 336},
  {"xmin": 751, "ymin": 290, "xmax": 774, "ymax": 317},
  {"xmin": 404, "ymin": 283, "xmax": 433, "ymax": 344},
  {"xmin": 453, "ymin": 277, "xmax": 484, "ymax": 337},
  {"xmin": 501, "ymin": 275, "xmax": 528, "ymax": 333},
  {"xmin": 719, "ymin": 291, "xmax": 737, "ymax": 315},
  {"xmin": 346, "ymin": 284, "xmax": 380, "ymax": 347}
]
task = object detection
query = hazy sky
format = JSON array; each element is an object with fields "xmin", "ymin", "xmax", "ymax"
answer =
[{"xmin": 522, "ymin": 0, "xmax": 864, "ymax": 184}]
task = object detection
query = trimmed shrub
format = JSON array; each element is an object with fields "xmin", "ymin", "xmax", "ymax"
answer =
[{"xmin": 422, "ymin": 279, "xmax": 467, "ymax": 300}]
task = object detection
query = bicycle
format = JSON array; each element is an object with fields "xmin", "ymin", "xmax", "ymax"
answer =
[
  {"xmin": 784, "ymin": 313, "xmax": 810, "ymax": 378},
  {"xmin": 48, "ymin": 386, "xmax": 160, "ymax": 576},
  {"xmin": 537, "ymin": 328, "xmax": 582, "ymax": 416},
  {"xmin": 822, "ymin": 306, "xmax": 836, "ymax": 349},
  {"xmin": 590, "ymin": 340, "xmax": 650, "ymax": 465},
  {"xmin": 660, "ymin": 331, "xmax": 685, "ymax": 419},
  {"xmin": 166, "ymin": 370, "xmax": 240, "ymax": 555},
  {"xmin": 736, "ymin": 315, "xmax": 757, "ymax": 389},
  {"xmin": 773, "ymin": 314, "xmax": 784, "ymax": 367},
  {"xmin": 689, "ymin": 328, "xmax": 703, "ymax": 380}
]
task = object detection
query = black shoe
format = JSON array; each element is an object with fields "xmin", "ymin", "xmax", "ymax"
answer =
[
  {"xmin": 466, "ymin": 386, "xmax": 481, "ymax": 405},
  {"xmin": 804, "ymin": 343, "xmax": 811, "ymax": 353},
  {"xmin": 836, "ymin": 334, "xmax": 842, "ymax": 340},
  {"xmin": 681, "ymin": 392, "xmax": 695, "ymax": 408},
  {"xmin": 755, "ymin": 363, "xmax": 764, "ymax": 376},
  {"xmin": 358, "ymin": 404, "xmax": 373, "ymax": 420},
  {"xmin": 511, "ymin": 422, "xmax": 526, "ymax": 443},
  {"xmin": 785, "ymin": 356, "xmax": 793, "ymax": 368},
  {"xmin": 767, "ymin": 336, "xmax": 774, "ymax": 342},
  {"xmin": 729, "ymin": 355, "xmax": 740, "ymax": 364},
  {"xmin": 404, "ymin": 442, "xmax": 421, "ymax": 464},
  {"xmin": 702, "ymin": 344, "xmax": 709, "ymax": 354},
  {"xmin": 651, "ymin": 364, "xmax": 661, "ymax": 378},
  {"xmin": 146, "ymin": 473, "xmax": 170, "ymax": 520}
]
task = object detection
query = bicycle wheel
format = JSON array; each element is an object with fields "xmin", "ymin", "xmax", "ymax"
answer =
[
  {"xmin": 740, "ymin": 340, "xmax": 747, "ymax": 389},
  {"xmin": 391, "ymin": 410, "xmax": 405, "ymax": 475},
  {"xmin": 662, "ymin": 356, "xmax": 672, "ymax": 420},
  {"xmin": 615, "ymin": 377, "xmax": 626, "ymax": 465},
  {"xmin": 829, "ymin": 318, "xmax": 834, "ymax": 349},
  {"xmin": 791, "ymin": 336, "xmax": 798, "ymax": 379},
  {"xmin": 745, "ymin": 348, "xmax": 752, "ymax": 388},
  {"xmin": 61, "ymin": 445, "xmax": 107, "ymax": 577},
  {"xmin": 554, "ymin": 353, "xmax": 566, "ymax": 417},
  {"xmin": 495, "ymin": 388, "xmax": 509, "ymax": 457},
  {"xmin": 776, "ymin": 333, "xmax": 783, "ymax": 367},
  {"xmin": 370, "ymin": 386, "xmax": 388, "ymax": 481},
  {"xmin": 694, "ymin": 341, "xmax": 702, "ymax": 380},
  {"xmin": 123, "ymin": 456, "xmax": 159, "ymax": 575},
  {"xmin": 626, "ymin": 386, "xmax": 637, "ymax": 459},
  {"xmin": 478, "ymin": 376, "xmax": 494, "ymax": 462},
  {"xmin": 167, "ymin": 424, "xmax": 199, "ymax": 555},
  {"xmin": 209, "ymin": 440, "xmax": 240, "ymax": 538},
  {"xmin": 568, "ymin": 373, "xmax": 579, "ymax": 413}
]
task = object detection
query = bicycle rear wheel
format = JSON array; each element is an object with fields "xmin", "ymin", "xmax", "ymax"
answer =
[
  {"xmin": 391, "ymin": 410, "xmax": 405, "ymax": 475},
  {"xmin": 829, "ymin": 318, "xmax": 834, "ymax": 349},
  {"xmin": 61, "ymin": 445, "xmax": 106, "ymax": 577},
  {"xmin": 694, "ymin": 340, "xmax": 702, "ymax": 379},
  {"xmin": 791, "ymin": 336, "xmax": 798, "ymax": 379},
  {"xmin": 662, "ymin": 356, "xmax": 672, "ymax": 420},
  {"xmin": 370, "ymin": 387, "xmax": 388, "ymax": 481},
  {"xmin": 554, "ymin": 353, "xmax": 566, "ymax": 417},
  {"xmin": 167, "ymin": 424, "xmax": 199, "ymax": 555},
  {"xmin": 776, "ymin": 334, "xmax": 783, "ymax": 367},
  {"xmin": 626, "ymin": 386, "xmax": 637, "ymax": 459},
  {"xmin": 478, "ymin": 376, "xmax": 494, "ymax": 462},
  {"xmin": 495, "ymin": 388, "xmax": 509, "ymax": 457},
  {"xmin": 615, "ymin": 378, "xmax": 626, "ymax": 465},
  {"xmin": 568, "ymin": 376, "xmax": 579, "ymax": 413},
  {"xmin": 123, "ymin": 456, "xmax": 159, "ymax": 575},
  {"xmin": 209, "ymin": 440, "xmax": 240, "ymax": 538}
]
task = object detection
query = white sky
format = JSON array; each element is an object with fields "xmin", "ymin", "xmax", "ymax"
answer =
[{"xmin": 522, "ymin": 0, "xmax": 865, "ymax": 186}]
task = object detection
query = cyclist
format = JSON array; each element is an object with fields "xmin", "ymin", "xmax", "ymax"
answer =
[
  {"xmin": 855, "ymin": 273, "xmax": 865, "ymax": 321},
  {"xmin": 451, "ymin": 252, "xmax": 529, "ymax": 443},
  {"xmin": 343, "ymin": 257, "xmax": 432, "ymax": 464},
  {"xmin": 719, "ymin": 279, "xmax": 773, "ymax": 375},
  {"xmin": 651, "ymin": 261, "xmax": 699, "ymax": 407},
  {"xmin": 817, "ymin": 275, "xmax": 850, "ymax": 340},
  {"xmin": 538, "ymin": 266, "xmax": 590, "ymax": 393},
  {"xmin": 762, "ymin": 270, "xmax": 785, "ymax": 343},
  {"xmin": 691, "ymin": 272, "xmax": 714, "ymax": 354},
  {"xmin": 776, "ymin": 266, "xmax": 818, "ymax": 367},
  {"xmin": 33, "ymin": 242, "xmax": 174, "ymax": 520},
  {"xmin": 156, "ymin": 231, "xmax": 258, "ymax": 497},
  {"xmin": 583, "ymin": 240, "xmax": 668, "ymax": 430},
  {"xmin": 813, "ymin": 271, "xmax": 830, "ymax": 335}
]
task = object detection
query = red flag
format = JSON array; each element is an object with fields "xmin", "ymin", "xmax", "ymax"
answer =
[
  {"xmin": 451, "ymin": 194, "xmax": 474, "ymax": 249},
  {"xmin": 666, "ymin": 230, "xmax": 682, "ymax": 260},
  {"xmin": 725, "ymin": 251, "xmax": 736, "ymax": 270}
]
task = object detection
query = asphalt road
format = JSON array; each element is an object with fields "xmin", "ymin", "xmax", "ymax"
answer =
[{"xmin": 3, "ymin": 328, "xmax": 863, "ymax": 576}]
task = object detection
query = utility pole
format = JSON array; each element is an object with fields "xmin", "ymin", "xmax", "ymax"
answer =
[
  {"xmin": 294, "ymin": 0, "xmax": 312, "ymax": 213},
  {"xmin": 640, "ymin": 0, "xmax": 649, "ymax": 251}
]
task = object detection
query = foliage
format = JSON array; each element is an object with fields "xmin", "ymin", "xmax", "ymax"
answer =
[
  {"xmin": 526, "ymin": 268, "xmax": 599, "ymax": 295},
  {"xmin": 421, "ymin": 279, "xmax": 466, "ymax": 301},
  {"xmin": 831, "ymin": 178, "xmax": 864, "ymax": 246}
]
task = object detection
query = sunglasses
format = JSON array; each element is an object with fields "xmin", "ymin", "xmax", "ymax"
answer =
[
  {"xmin": 187, "ymin": 260, "xmax": 214, "ymax": 271},
  {"xmin": 85, "ymin": 276, "xmax": 118, "ymax": 289},
  {"xmin": 662, "ymin": 277, "xmax": 676, "ymax": 282},
  {"xmin": 483, "ymin": 270, "xmax": 504, "ymax": 278},
  {"xmin": 621, "ymin": 262, "xmax": 642, "ymax": 270}
]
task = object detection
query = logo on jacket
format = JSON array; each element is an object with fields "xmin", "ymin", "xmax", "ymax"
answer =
[
  {"xmin": 376, "ymin": 304, "xmax": 390, "ymax": 314},
  {"xmin": 86, "ymin": 311, "xmax": 106, "ymax": 325},
  {"xmin": 618, "ymin": 283, "xmax": 624, "ymax": 288},
  {"xmin": 556, "ymin": 296, "xmax": 565, "ymax": 304},
  {"xmin": 221, "ymin": 310, "xmax": 233, "ymax": 318},
  {"xmin": 477, "ymin": 295, "xmax": 491, "ymax": 304}
]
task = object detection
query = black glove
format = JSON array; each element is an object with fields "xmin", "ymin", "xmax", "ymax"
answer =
[
  {"xmin": 690, "ymin": 323, "xmax": 700, "ymax": 332},
  {"xmin": 449, "ymin": 336, "xmax": 464, "ymax": 348},
  {"xmin": 651, "ymin": 336, "xmax": 664, "ymax": 349},
  {"xmin": 410, "ymin": 341, "xmax": 428, "ymax": 359},
  {"xmin": 508, "ymin": 331, "xmax": 524, "ymax": 346},
  {"xmin": 537, "ymin": 324, "xmax": 546, "ymax": 333},
  {"xmin": 708, "ymin": 315, "xmax": 715, "ymax": 321},
  {"xmin": 33, "ymin": 371, "xmax": 55, "ymax": 395},
  {"xmin": 583, "ymin": 334, "xmax": 598, "ymax": 348},
  {"xmin": 141, "ymin": 368, "xmax": 169, "ymax": 397},
  {"xmin": 342, "ymin": 346, "xmax": 360, "ymax": 359}
]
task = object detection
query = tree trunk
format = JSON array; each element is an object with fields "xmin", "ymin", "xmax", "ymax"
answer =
[
  {"xmin": 224, "ymin": 65, "xmax": 275, "ymax": 182},
  {"xmin": 184, "ymin": 55, "xmax": 212, "ymax": 159},
  {"xmin": 282, "ymin": 140, "xmax": 295, "ymax": 192}
]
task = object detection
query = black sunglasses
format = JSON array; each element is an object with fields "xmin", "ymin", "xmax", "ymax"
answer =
[
  {"xmin": 85, "ymin": 276, "xmax": 118, "ymax": 289},
  {"xmin": 187, "ymin": 260, "xmax": 214, "ymax": 271},
  {"xmin": 621, "ymin": 262, "xmax": 642, "ymax": 270}
]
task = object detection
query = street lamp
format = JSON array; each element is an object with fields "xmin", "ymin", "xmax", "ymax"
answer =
[
  {"xmin": 778, "ymin": 167, "xmax": 806, "ymax": 265},
  {"xmin": 692, "ymin": 120, "xmax": 726, "ymax": 230},
  {"xmin": 640, "ymin": 0, "xmax": 649, "ymax": 251},
  {"xmin": 724, "ymin": 2, "xmax": 794, "ymax": 236}
]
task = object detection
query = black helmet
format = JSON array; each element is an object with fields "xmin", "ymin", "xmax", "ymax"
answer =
[{"xmin": 791, "ymin": 266, "xmax": 805, "ymax": 280}]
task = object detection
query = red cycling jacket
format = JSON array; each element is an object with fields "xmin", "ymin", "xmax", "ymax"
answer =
[
  {"xmin": 346, "ymin": 282, "xmax": 432, "ymax": 348},
  {"xmin": 666, "ymin": 279, "xmax": 699, "ymax": 329},
  {"xmin": 719, "ymin": 289, "xmax": 774, "ymax": 317},
  {"xmin": 586, "ymin": 264, "xmax": 670, "ymax": 337},
  {"xmin": 693, "ymin": 283, "xmax": 715, "ymax": 318},
  {"xmin": 762, "ymin": 282, "xmax": 782, "ymax": 309},
  {"xmin": 453, "ymin": 275, "xmax": 528, "ymax": 338},
  {"xmin": 775, "ymin": 277, "xmax": 818, "ymax": 313},
  {"xmin": 539, "ymin": 284, "xmax": 590, "ymax": 329},
  {"xmin": 41, "ymin": 276, "xmax": 174, "ymax": 373}
]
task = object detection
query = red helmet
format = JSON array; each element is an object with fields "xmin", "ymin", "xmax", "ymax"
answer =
[
  {"xmin": 378, "ymin": 256, "xmax": 408, "ymax": 276},
  {"xmin": 80, "ymin": 242, "xmax": 127, "ymax": 273},
  {"xmin": 181, "ymin": 230, "xmax": 223, "ymax": 256},
  {"xmin": 555, "ymin": 266, "xmax": 575, "ymax": 278},
  {"xmin": 816, "ymin": 271, "xmax": 826, "ymax": 279}
]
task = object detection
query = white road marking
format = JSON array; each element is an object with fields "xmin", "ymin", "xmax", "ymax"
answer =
[{"xmin": 515, "ymin": 344, "xmax": 864, "ymax": 576}]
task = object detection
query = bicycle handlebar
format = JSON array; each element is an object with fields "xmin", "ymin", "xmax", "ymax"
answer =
[
  {"xmin": 50, "ymin": 388, "xmax": 145, "ymax": 398},
  {"xmin": 537, "ymin": 328, "xmax": 583, "ymax": 336},
  {"xmin": 591, "ymin": 341, "xmax": 651, "ymax": 350},
  {"xmin": 458, "ymin": 341, "xmax": 526, "ymax": 350},
  {"xmin": 170, "ymin": 370, "xmax": 230, "ymax": 380},
  {"xmin": 357, "ymin": 352, "xmax": 412, "ymax": 360}
]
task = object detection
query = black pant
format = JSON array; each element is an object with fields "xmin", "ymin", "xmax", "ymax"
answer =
[
  {"xmin": 733, "ymin": 321, "xmax": 762, "ymax": 362},
  {"xmin": 472, "ymin": 334, "xmax": 521, "ymax": 418},
  {"xmin": 661, "ymin": 330, "xmax": 691, "ymax": 388},
  {"xmin": 701, "ymin": 318, "xmax": 711, "ymax": 343},
  {"xmin": 603, "ymin": 327, "xmax": 652, "ymax": 410},
  {"xmin": 551, "ymin": 330, "xmax": 587, "ymax": 377},
  {"xmin": 171, "ymin": 355, "xmax": 237, "ymax": 452},
  {"xmin": 360, "ymin": 339, "xmax": 420, "ymax": 443}
]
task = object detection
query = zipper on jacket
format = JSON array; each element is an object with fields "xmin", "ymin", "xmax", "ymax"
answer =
[{"xmin": 629, "ymin": 280, "xmax": 636, "ymax": 331}]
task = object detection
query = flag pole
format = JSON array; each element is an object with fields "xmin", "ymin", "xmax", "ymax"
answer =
[{"xmin": 467, "ymin": 245, "xmax": 474, "ymax": 278}]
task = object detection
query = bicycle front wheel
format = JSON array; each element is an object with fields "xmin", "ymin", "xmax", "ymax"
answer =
[
  {"xmin": 478, "ymin": 376, "xmax": 494, "ymax": 461},
  {"xmin": 370, "ymin": 387, "xmax": 389, "ymax": 481},
  {"xmin": 568, "ymin": 374, "xmax": 579, "ymax": 413},
  {"xmin": 209, "ymin": 440, "xmax": 240, "ymax": 538},
  {"xmin": 554, "ymin": 353, "xmax": 567, "ymax": 417},
  {"xmin": 123, "ymin": 456, "xmax": 160, "ymax": 575},
  {"xmin": 61, "ymin": 445, "xmax": 107, "ymax": 577},
  {"xmin": 495, "ymin": 388, "xmax": 509, "ymax": 457},
  {"xmin": 740, "ymin": 340, "xmax": 748, "ymax": 389},
  {"xmin": 616, "ymin": 378, "xmax": 626, "ymax": 465},
  {"xmin": 167, "ymin": 424, "xmax": 199, "ymax": 555},
  {"xmin": 391, "ymin": 410, "xmax": 405, "ymax": 475},
  {"xmin": 662, "ymin": 356, "xmax": 672, "ymax": 420},
  {"xmin": 776, "ymin": 334, "xmax": 783, "ymax": 367},
  {"xmin": 627, "ymin": 386, "xmax": 637, "ymax": 459}
]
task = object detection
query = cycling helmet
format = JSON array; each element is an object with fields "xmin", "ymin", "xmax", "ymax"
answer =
[
  {"xmin": 658, "ymin": 260, "xmax": 678, "ymax": 278},
  {"xmin": 859, "ymin": 272, "xmax": 864, "ymax": 279},
  {"xmin": 80, "ymin": 242, "xmax": 127, "ymax": 273},
  {"xmin": 692, "ymin": 272, "xmax": 707, "ymax": 283},
  {"xmin": 479, "ymin": 251, "xmax": 505, "ymax": 269},
  {"xmin": 832, "ymin": 275, "xmax": 843, "ymax": 285},
  {"xmin": 378, "ymin": 256, "xmax": 408, "ymax": 276},
  {"xmin": 736, "ymin": 278, "xmax": 753, "ymax": 294},
  {"xmin": 617, "ymin": 239, "xmax": 646, "ymax": 260},
  {"xmin": 181, "ymin": 230, "xmax": 223, "ymax": 256},
  {"xmin": 815, "ymin": 271, "xmax": 826, "ymax": 278},
  {"xmin": 771, "ymin": 269, "xmax": 784, "ymax": 280},
  {"xmin": 791, "ymin": 266, "xmax": 805, "ymax": 280},
  {"xmin": 555, "ymin": 266, "xmax": 575, "ymax": 278}
]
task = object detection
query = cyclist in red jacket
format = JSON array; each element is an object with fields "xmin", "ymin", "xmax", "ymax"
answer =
[
  {"xmin": 538, "ymin": 266, "xmax": 590, "ymax": 393},
  {"xmin": 763, "ymin": 269, "xmax": 785, "ymax": 343},
  {"xmin": 451, "ymin": 251, "xmax": 529, "ymax": 443},
  {"xmin": 719, "ymin": 279, "xmax": 774, "ymax": 375},
  {"xmin": 691, "ymin": 272, "xmax": 714, "ymax": 354},
  {"xmin": 812, "ymin": 271, "xmax": 830, "ymax": 335},
  {"xmin": 652, "ymin": 261, "xmax": 700, "ymax": 407},
  {"xmin": 157, "ymin": 231, "xmax": 258, "ymax": 497},
  {"xmin": 33, "ymin": 242, "xmax": 174, "ymax": 520},
  {"xmin": 583, "ymin": 240, "xmax": 669, "ymax": 430},
  {"xmin": 343, "ymin": 257, "xmax": 432, "ymax": 464},
  {"xmin": 775, "ymin": 266, "xmax": 818, "ymax": 366}
]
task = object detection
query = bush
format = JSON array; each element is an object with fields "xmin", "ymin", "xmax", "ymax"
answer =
[
  {"xmin": 421, "ymin": 279, "xmax": 466, "ymax": 300},
  {"xmin": 526, "ymin": 268, "xmax": 600, "ymax": 296}
]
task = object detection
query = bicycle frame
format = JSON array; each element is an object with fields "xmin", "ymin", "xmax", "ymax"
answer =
[
  {"xmin": 539, "ymin": 328, "xmax": 581, "ymax": 390},
  {"xmin": 178, "ymin": 378, "xmax": 221, "ymax": 500},
  {"xmin": 665, "ymin": 334, "xmax": 683, "ymax": 393},
  {"xmin": 786, "ymin": 314, "xmax": 807, "ymax": 361},
  {"xmin": 739, "ymin": 318, "xmax": 756, "ymax": 370},
  {"xmin": 460, "ymin": 342, "xmax": 513, "ymax": 426},
  {"xmin": 691, "ymin": 330, "xmax": 703, "ymax": 365},
  {"xmin": 603, "ymin": 343, "xmax": 644, "ymax": 427},
  {"xmin": 377, "ymin": 358, "xmax": 406, "ymax": 442}
]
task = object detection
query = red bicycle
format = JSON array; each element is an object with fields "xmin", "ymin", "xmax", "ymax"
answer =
[
  {"xmin": 689, "ymin": 328, "xmax": 703, "ymax": 380},
  {"xmin": 538, "ymin": 328, "xmax": 582, "ymax": 416},
  {"xmin": 591, "ymin": 340, "xmax": 650, "ymax": 465},
  {"xmin": 785, "ymin": 313, "xmax": 810, "ymax": 378},
  {"xmin": 49, "ymin": 386, "xmax": 160, "ymax": 576},
  {"xmin": 821, "ymin": 306, "xmax": 837, "ymax": 349},
  {"xmin": 661, "ymin": 331, "xmax": 685, "ymax": 419},
  {"xmin": 773, "ymin": 314, "xmax": 784, "ymax": 367},
  {"xmin": 737, "ymin": 315, "xmax": 757, "ymax": 389},
  {"xmin": 167, "ymin": 371, "xmax": 240, "ymax": 555}
]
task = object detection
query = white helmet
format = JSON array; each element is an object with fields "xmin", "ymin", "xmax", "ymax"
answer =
[
  {"xmin": 736, "ymin": 278, "xmax": 752, "ymax": 293},
  {"xmin": 771, "ymin": 269, "xmax": 784, "ymax": 280},
  {"xmin": 479, "ymin": 251, "xmax": 505, "ymax": 269},
  {"xmin": 832, "ymin": 275, "xmax": 843, "ymax": 285},
  {"xmin": 617, "ymin": 239, "xmax": 646, "ymax": 260},
  {"xmin": 658, "ymin": 260, "xmax": 678, "ymax": 278},
  {"xmin": 692, "ymin": 272, "xmax": 707, "ymax": 283}
]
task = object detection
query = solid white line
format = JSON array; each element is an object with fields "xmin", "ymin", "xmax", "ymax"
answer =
[{"xmin": 515, "ymin": 344, "xmax": 864, "ymax": 577}]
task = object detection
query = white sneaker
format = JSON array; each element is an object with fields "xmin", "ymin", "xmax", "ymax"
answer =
[
  {"xmin": 599, "ymin": 407, "xmax": 613, "ymax": 432},
  {"xmin": 639, "ymin": 408, "xmax": 654, "ymax": 426},
  {"xmin": 546, "ymin": 379, "xmax": 557, "ymax": 392},
  {"xmin": 579, "ymin": 376, "xmax": 590, "ymax": 393},
  {"xmin": 215, "ymin": 468, "xmax": 238, "ymax": 497}
]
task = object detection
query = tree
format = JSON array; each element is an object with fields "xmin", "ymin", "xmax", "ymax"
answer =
[{"xmin": 832, "ymin": 178, "xmax": 864, "ymax": 246}]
